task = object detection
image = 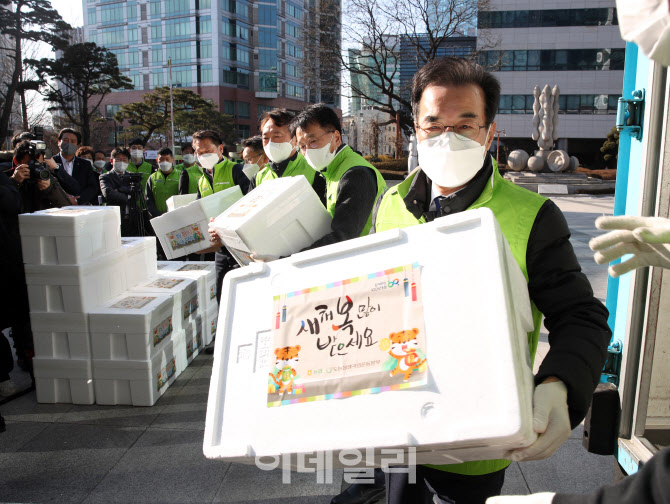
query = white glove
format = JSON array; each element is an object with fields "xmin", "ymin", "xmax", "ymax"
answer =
[
  {"xmin": 487, "ymin": 493, "xmax": 556, "ymax": 504},
  {"xmin": 506, "ymin": 380, "xmax": 570, "ymax": 462},
  {"xmin": 589, "ymin": 216, "xmax": 670, "ymax": 277}
]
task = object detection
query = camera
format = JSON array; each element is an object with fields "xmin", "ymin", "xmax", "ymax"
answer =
[
  {"xmin": 121, "ymin": 172, "xmax": 144, "ymax": 186},
  {"xmin": 26, "ymin": 141, "xmax": 51, "ymax": 181}
]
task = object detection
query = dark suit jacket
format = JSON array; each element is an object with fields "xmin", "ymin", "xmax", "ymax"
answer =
[
  {"xmin": 52, "ymin": 154, "xmax": 99, "ymax": 205},
  {"xmin": 99, "ymin": 170, "xmax": 131, "ymax": 210}
]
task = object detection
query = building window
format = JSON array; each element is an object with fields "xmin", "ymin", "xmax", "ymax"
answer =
[
  {"xmin": 88, "ymin": 7, "xmax": 97, "ymax": 25},
  {"xmin": 480, "ymin": 48, "xmax": 625, "ymax": 71},
  {"xmin": 129, "ymin": 71, "xmax": 142, "ymax": 89},
  {"xmin": 152, "ymin": 46, "xmax": 163, "ymax": 64},
  {"xmin": 237, "ymin": 125, "xmax": 250, "ymax": 140},
  {"xmin": 198, "ymin": 65, "xmax": 212, "ymax": 83},
  {"xmin": 224, "ymin": 100, "xmax": 236, "ymax": 116},
  {"xmin": 258, "ymin": 5, "xmax": 276, "ymax": 25},
  {"xmin": 165, "ymin": 19, "xmax": 191, "ymax": 40},
  {"xmin": 88, "ymin": 29, "xmax": 98, "ymax": 44},
  {"xmin": 197, "ymin": 16, "xmax": 211, "ymax": 34},
  {"xmin": 172, "ymin": 68, "xmax": 192, "ymax": 87},
  {"xmin": 236, "ymin": 23, "xmax": 250, "ymax": 41},
  {"xmin": 258, "ymin": 27, "xmax": 276, "ymax": 48},
  {"xmin": 238, "ymin": 101, "xmax": 250, "ymax": 119},
  {"xmin": 498, "ymin": 94, "xmax": 621, "ymax": 114},
  {"xmin": 259, "ymin": 72, "xmax": 277, "ymax": 92},
  {"xmin": 286, "ymin": 63, "xmax": 302, "ymax": 78},
  {"xmin": 126, "ymin": 2, "xmax": 137, "ymax": 22},
  {"xmin": 258, "ymin": 50, "xmax": 277, "ymax": 70},
  {"xmin": 150, "ymin": 0, "xmax": 161, "ymax": 18},
  {"xmin": 478, "ymin": 8, "xmax": 618, "ymax": 29},
  {"xmin": 286, "ymin": 21, "xmax": 302, "ymax": 39},
  {"xmin": 222, "ymin": 17, "xmax": 234, "ymax": 37},
  {"xmin": 196, "ymin": 0, "xmax": 211, "ymax": 9},
  {"xmin": 102, "ymin": 27, "xmax": 125, "ymax": 47},
  {"xmin": 127, "ymin": 50, "xmax": 140, "ymax": 68},
  {"xmin": 287, "ymin": 83, "xmax": 304, "ymax": 98},
  {"xmin": 286, "ymin": 1, "xmax": 303, "ymax": 20},
  {"xmin": 197, "ymin": 40, "xmax": 212, "ymax": 59},
  {"xmin": 151, "ymin": 22, "xmax": 162, "ymax": 41},
  {"xmin": 101, "ymin": 4, "xmax": 124, "ymax": 25},
  {"xmin": 105, "ymin": 104, "xmax": 121, "ymax": 119},
  {"xmin": 166, "ymin": 42, "xmax": 191, "ymax": 63},
  {"xmin": 127, "ymin": 25, "xmax": 139, "ymax": 45},
  {"xmin": 164, "ymin": 0, "xmax": 190, "ymax": 16},
  {"xmin": 236, "ymin": 46, "xmax": 250, "ymax": 66},
  {"xmin": 286, "ymin": 42, "xmax": 303, "ymax": 58}
]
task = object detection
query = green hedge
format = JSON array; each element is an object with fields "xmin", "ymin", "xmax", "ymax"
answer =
[{"xmin": 371, "ymin": 158, "xmax": 408, "ymax": 172}]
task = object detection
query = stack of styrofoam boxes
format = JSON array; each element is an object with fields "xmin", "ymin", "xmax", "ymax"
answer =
[
  {"xmin": 212, "ymin": 176, "xmax": 332, "ymax": 266},
  {"xmin": 151, "ymin": 185, "xmax": 243, "ymax": 259},
  {"xmin": 157, "ymin": 261, "xmax": 218, "ymax": 347},
  {"xmin": 88, "ymin": 293, "xmax": 180, "ymax": 406},
  {"xmin": 121, "ymin": 237, "xmax": 158, "ymax": 287},
  {"xmin": 128, "ymin": 276, "xmax": 200, "ymax": 375},
  {"xmin": 19, "ymin": 206, "xmax": 123, "ymax": 404}
]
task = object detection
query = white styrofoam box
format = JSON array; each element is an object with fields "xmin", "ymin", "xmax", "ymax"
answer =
[
  {"xmin": 204, "ymin": 303, "xmax": 218, "ymax": 347},
  {"xmin": 204, "ymin": 208, "xmax": 537, "ymax": 466},
  {"xmin": 122, "ymin": 237, "xmax": 158, "ymax": 288},
  {"xmin": 129, "ymin": 276, "xmax": 199, "ymax": 327},
  {"xmin": 31, "ymin": 312, "xmax": 90, "ymax": 359},
  {"xmin": 157, "ymin": 261, "xmax": 217, "ymax": 315},
  {"xmin": 150, "ymin": 186, "xmax": 243, "ymax": 259},
  {"xmin": 33, "ymin": 357, "xmax": 94, "ymax": 405},
  {"xmin": 157, "ymin": 260, "xmax": 185, "ymax": 270},
  {"xmin": 24, "ymin": 250, "xmax": 127, "ymax": 313},
  {"xmin": 212, "ymin": 176, "xmax": 332, "ymax": 266},
  {"xmin": 92, "ymin": 339, "xmax": 179, "ymax": 406},
  {"xmin": 89, "ymin": 293, "xmax": 178, "ymax": 360},
  {"xmin": 166, "ymin": 193, "xmax": 197, "ymax": 212},
  {"xmin": 19, "ymin": 206, "xmax": 121, "ymax": 265},
  {"xmin": 174, "ymin": 318, "xmax": 202, "ymax": 373}
]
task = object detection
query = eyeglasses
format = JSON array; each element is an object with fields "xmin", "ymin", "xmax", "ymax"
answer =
[
  {"xmin": 244, "ymin": 152, "xmax": 264, "ymax": 164},
  {"xmin": 298, "ymin": 131, "xmax": 334, "ymax": 153},
  {"xmin": 416, "ymin": 121, "xmax": 487, "ymax": 141}
]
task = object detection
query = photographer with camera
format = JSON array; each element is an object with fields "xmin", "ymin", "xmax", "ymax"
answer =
[
  {"xmin": 100, "ymin": 147, "xmax": 148, "ymax": 236},
  {"xmin": 2, "ymin": 140, "xmax": 71, "ymax": 212}
]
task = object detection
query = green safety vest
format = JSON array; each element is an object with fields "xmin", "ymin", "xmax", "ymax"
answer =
[
  {"xmin": 323, "ymin": 145, "xmax": 387, "ymax": 236},
  {"xmin": 198, "ymin": 158, "xmax": 237, "ymax": 197},
  {"xmin": 149, "ymin": 169, "xmax": 180, "ymax": 214},
  {"xmin": 128, "ymin": 159, "xmax": 153, "ymax": 192},
  {"xmin": 375, "ymin": 162, "xmax": 547, "ymax": 476},
  {"xmin": 255, "ymin": 153, "xmax": 317, "ymax": 186},
  {"xmin": 182, "ymin": 164, "xmax": 203, "ymax": 194}
]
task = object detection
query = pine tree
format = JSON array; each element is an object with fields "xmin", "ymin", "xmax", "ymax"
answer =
[{"xmin": 600, "ymin": 126, "xmax": 619, "ymax": 169}]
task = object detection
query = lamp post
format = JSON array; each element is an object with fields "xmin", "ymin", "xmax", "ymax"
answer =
[{"xmin": 168, "ymin": 58, "xmax": 176, "ymax": 154}]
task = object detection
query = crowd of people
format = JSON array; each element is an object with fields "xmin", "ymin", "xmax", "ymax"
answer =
[{"xmin": 10, "ymin": 56, "xmax": 668, "ymax": 503}]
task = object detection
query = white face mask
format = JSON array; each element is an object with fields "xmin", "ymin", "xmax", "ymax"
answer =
[
  {"xmin": 304, "ymin": 134, "xmax": 336, "ymax": 171},
  {"xmin": 182, "ymin": 154, "xmax": 196, "ymax": 165},
  {"xmin": 130, "ymin": 149, "xmax": 143, "ymax": 161},
  {"xmin": 159, "ymin": 161, "xmax": 172, "ymax": 173},
  {"xmin": 617, "ymin": 0, "xmax": 670, "ymax": 66},
  {"xmin": 198, "ymin": 152, "xmax": 219, "ymax": 170},
  {"xmin": 417, "ymin": 129, "xmax": 489, "ymax": 188},
  {"xmin": 93, "ymin": 160, "xmax": 106, "ymax": 171},
  {"xmin": 114, "ymin": 161, "xmax": 128, "ymax": 173},
  {"xmin": 263, "ymin": 141, "xmax": 293, "ymax": 164},
  {"xmin": 242, "ymin": 163, "xmax": 261, "ymax": 179}
]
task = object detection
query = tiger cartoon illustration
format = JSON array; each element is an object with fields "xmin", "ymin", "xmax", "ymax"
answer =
[
  {"xmin": 269, "ymin": 345, "xmax": 301, "ymax": 394},
  {"xmin": 382, "ymin": 328, "xmax": 427, "ymax": 382}
]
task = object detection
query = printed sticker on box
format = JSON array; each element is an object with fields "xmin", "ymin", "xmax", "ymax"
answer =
[
  {"xmin": 187, "ymin": 330, "xmax": 203, "ymax": 359},
  {"xmin": 157, "ymin": 358, "xmax": 177, "ymax": 391},
  {"xmin": 146, "ymin": 278, "xmax": 184, "ymax": 289},
  {"xmin": 267, "ymin": 263, "xmax": 427, "ymax": 407},
  {"xmin": 178, "ymin": 264, "xmax": 209, "ymax": 271},
  {"xmin": 153, "ymin": 316, "xmax": 173, "ymax": 347},
  {"xmin": 111, "ymin": 296, "xmax": 156, "ymax": 310},
  {"xmin": 167, "ymin": 223, "xmax": 206, "ymax": 251},
  {"xmin": 183, "ymin": 295, "xmax": 199, "ymax": 319}
]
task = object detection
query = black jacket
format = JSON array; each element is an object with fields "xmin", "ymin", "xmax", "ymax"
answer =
[
  {"xmin": 99, "ymin": 169, "xmax": 131, "ymax": 210},
  {"xmin": 371, "ymin": 156, "xmax": 611, "ymax": 429},
  {"xmin": 52, "ymin": 153, "xmax": 100, "ymax": 205}
]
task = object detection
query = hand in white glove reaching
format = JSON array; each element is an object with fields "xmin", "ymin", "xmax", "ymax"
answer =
[
  {"xmin": 486, "ymin": 493, "xmax": 556, "ymax": 504},
  {"xmin": 589, "ymin": 216, "xmax": 670, "ymax": 277},
  {"xmin": 506, "ymin": 380, "xmax": 570, "ymax": 462}
]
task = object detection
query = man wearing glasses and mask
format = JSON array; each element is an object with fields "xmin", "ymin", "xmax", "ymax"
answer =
[{"xmin": 330, "ymin": 58, "xmax": 611, "ymax": 504}]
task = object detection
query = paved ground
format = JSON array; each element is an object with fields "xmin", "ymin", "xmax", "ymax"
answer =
[{"xmin": 0, "ymin": 196, "xmax": 616, "ymax": 504}]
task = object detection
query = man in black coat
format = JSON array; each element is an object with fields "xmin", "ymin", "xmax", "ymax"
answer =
[
  {"xmin": 100, "ymin": 147, "xmax": 145, "ymax": 236},
  {"xmin": 52, "ymin": 128, "xmax": 99, "ymax": 205}
]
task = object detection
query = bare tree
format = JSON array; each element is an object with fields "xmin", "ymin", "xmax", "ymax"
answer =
[{"xmin": 318, "ymin": 0, "xmax": 496, "ymax": 157}]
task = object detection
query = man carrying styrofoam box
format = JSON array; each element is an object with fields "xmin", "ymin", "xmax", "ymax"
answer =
[
  {"xmin": 328, "ymin": 58, "xmax": 611, "ymax": 504},
  {"xmin": 192, "ymin": 129, "xmax": 249, "ymax": 305}
]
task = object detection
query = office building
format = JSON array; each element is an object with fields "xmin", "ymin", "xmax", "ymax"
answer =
[{"xmin": 83, "ymin": 0, "xmax": 341, "ymax": 147}]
